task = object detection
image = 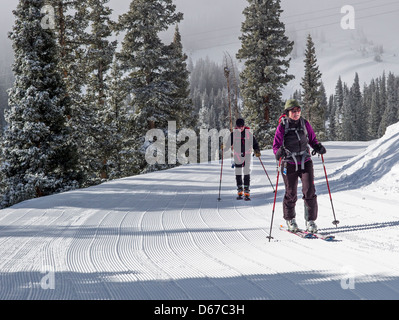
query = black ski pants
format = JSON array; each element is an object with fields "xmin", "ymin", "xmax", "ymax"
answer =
[
  {"xmin": 281, "ymin": 160, "xmax": 318, "ymax": 221},
  {"xmin": 235, "ymin": 153, "xmax": 252, "ymax": 190}
]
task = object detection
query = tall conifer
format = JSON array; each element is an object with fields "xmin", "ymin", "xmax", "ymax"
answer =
[
  {"xmin": 237, "ymin": 0, "xmax": 293, "ymax": 148},
  {"xmin": 82, "ymin": 0, "xmax": 117, "ymax": 182},
  {"xmin": 116, "ymin": 0, "xmax": 183, "ymax": 173},
  {"xmin": 301, "ymin": 34, "xmax": 325, "ymax": 140},
  {"xmin": 1, "ymin": 0, "xmax": 78, "ymax": 207}
]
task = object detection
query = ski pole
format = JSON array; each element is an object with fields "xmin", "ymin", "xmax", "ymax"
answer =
[
  {"xmin": 217, "ymin": 145, "xmax": 224, "ymax": 201},
  {"xmin": 258, "ymin": 156, "xmax": 275, "ymax": 193},
  {"xmin": 267, "ymin": 157, "xmax": 282, "ymax": 242},
  {"xmin": 321, "ymin": 154, "xmax": 340, "ymax": 227}
]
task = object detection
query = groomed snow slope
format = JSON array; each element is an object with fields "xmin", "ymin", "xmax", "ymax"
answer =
[{"xmin": 1, "ymin": 124, "xmax": 399, "ymax": 300}]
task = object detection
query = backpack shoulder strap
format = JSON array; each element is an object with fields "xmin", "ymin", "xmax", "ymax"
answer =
[
  {"xmin": 301, "ymin": 118, "xmax": 309, "ymax": 143},
  {"xmin": 280, "ymin": 116, "xmax": 289, "ymax": 135}
]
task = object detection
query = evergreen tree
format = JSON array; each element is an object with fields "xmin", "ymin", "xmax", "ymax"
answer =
[
  {"xmin": 327, "ymin": 94, "xmax": 336, "ymax": 140},
  {"xmin": 165, "ymin": 25, "xmax": 193, "ymax": 129},
  {"xmin": 291, "ymin": 89, "xmax": 302, "ymax": 103},
  {"xmin": 351, "ymin": 73, "xmax": 364, "ymax": 140},
  {"xmin": 116, "ymin": 0, "xmax": 183, "ymax": 174},
  {"xmin": 81, "ymin": 0, "xmax": 117, "ymax": 182},
  {"xmin": 50, "ymin": 1, "xmax": 88, "ymax": 98},
  {"xmin": 106, "ymin": 59, "xmax": 136, "ymax": 179},
  {"xmin": 300, "ymin": 34, "xmax": 327, "ymax": 140},
  {"xmin": 341, "ymin": 83, "xmax": 355, "ymax": 141},
  {"xmin": 334, "ymin": 77, "xmax": 344, "ymax": 140},
  {"xmin": 189, "ymin": 57, "xmax": 226, "ymax": 129},
  {"xmin": 1, "ymin": 0, "xmax": 78, "ymax": 208},
  {"xmin": 316, "ymin": 82, "xmax": 328, "ymax": 141},
  {"xmin": 237, "ymin": 0, "xmax": 293, "ymax": 148},
  {"xmin": 198, "ymin": 90, "xmax": 210, "ymax": 129},
  {"xmin": 189, "ymin": 57, "xmax": 225, "ymax": 99},
  {"xmin": 301, "ymin": 34, "xmax": 322, "ymax": 123},
  {"xmin": 379, "ymin": 71, "xmax": 387, "ymax": 124},
  {"xmin": 49, "ymin": 0, "xmax": 89, "ymax": 115},
  {"xmin": 379, "ymin": 72, "xmax": 398, "ymax": 135},
  {"xmin": 50, "ymin": 0, "xmax": 94, "ymax": 185},
  {"xmin": 215, "ymin": 88, "xmax": 230, "ymax": 130},
  {"xmin": 367, "ymin": 79, "xmax": 381, "ymax": 139}
]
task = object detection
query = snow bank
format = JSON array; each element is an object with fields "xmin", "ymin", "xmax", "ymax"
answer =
[{"xmin": 331, "ymin": 122, "xmax": 399, "ymax": 193}]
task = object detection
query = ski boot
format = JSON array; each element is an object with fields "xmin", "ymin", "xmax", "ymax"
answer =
[
  {"xmin": 286, "ymin": 218, "xmax": 299, "ymax": 232},
  {"xmin": 243, "ymin": 186, "xmax": 250, "ymax": 201},
  {"xmin": 236, "ymin": 186, "xmax": 244, "ymax": 200},
  {"xmin": 306, "ymin": 220, "xmax": 318, "ymax": 233}
]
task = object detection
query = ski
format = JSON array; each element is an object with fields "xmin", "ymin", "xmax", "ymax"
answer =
[
  {"xmin": 279, "ymin": 225, "xmax": 335, "ymax": 241},
  {"xmin": 279, "ymin": 225, "xmax": 316, "ymax": 239},
  {"xmin": 302, "ymin": 230, "xmax": 335, "ymax": 241}
]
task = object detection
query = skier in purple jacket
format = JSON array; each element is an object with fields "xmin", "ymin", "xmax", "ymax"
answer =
[{"xmin": 273, "ymin": 99, "xmax": 326, "ymax": 233}]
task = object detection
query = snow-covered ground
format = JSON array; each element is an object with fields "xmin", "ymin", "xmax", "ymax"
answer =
[{"xmin": 1, "ymin": 123, "xmax": 399, "ymax": 300}]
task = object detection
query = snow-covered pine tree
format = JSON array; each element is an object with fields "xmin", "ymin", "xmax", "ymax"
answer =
[
  {"xmin": 292, "ymin": 89, "xmax": 302, "ymax": 103},
  {"xmin": 301, "ymin": 34, "xmax": 325, "ymax": 139},
  {"xmin": 49, "ymin": 0, "xmax": 94, "ymax": 185},
  {"xmin": 191, "ymin": 87, "xmax": 202, "ymax": 117},
  {"xmin": 367, "ymin": 79, "xmax": 381, "ymax": 139},
  {"xmin": 189, "ymin": 58, "xmax": 226, "ymax": 129},
  {"xmin": 198, "ymin": 90, "xmax": 210, "ymax": 129},
  {"xmin": 81, "ymin": 0, "xmax": 117, "ymax": 182},
  {"xmin": 327, "ymin": 94, "xmax": 336, "ymax": 140},
  {"xmin": 106, "ymin": 59, "xmax": 136, "ymax": 179},
  {"xmin": 350, "ymin": 73, "xmax": 364, "ymax": 140},
  {"xmin": 317, "ymin": 82, "xmax": 328, "ymax": 141},
  {"xmin": 51, "ymin": 1, "xmax": 89, "ymax": 98},
  {"xmin": 334, "ymin": 77, "xmax": 344, "ymax": 140},
  {"xmin": 1, "ymin": 0, "xmax": 78, "ymax": 208},
  {"xmin": 378, "ymin": 72, "xmax": 387, "ymax": 128},
  {"xmin": 341, "ymin": 83, "xmax": 355, "ymax": 141},
  {"xmin": 379, "ymin": 72, "xmax": 398, "ymax": 136},
  {"xmin": 237, "ymin": 0, "xmax": 293, "ymax": 148},
  {"xmin": 116, "ymin": 0, "xmax": 183, "ymax": 174},
  {"xmin": 224, "ymin": 52, "xmax": 241, "ymax": 124},
  {"xmin": 165, "ymin": 25, "xmax": 193, "ymax": 129},
  {"xmin": 395, "ymin": 74, "xmax": 399, "ymax": 123},
  {"xmin": 215, "ymin": 88, "xmax": 230, "ymax": 130}
]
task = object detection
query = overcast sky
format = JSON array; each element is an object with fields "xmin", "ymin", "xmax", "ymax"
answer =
[{"xmin": 1, "ymin": 0, "xmax": 399, "ymax": 62}]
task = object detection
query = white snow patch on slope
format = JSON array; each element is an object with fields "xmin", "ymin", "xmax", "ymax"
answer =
[{"xmin": 330, "ymin": 122, "xmax": 399, "ymax": 193}]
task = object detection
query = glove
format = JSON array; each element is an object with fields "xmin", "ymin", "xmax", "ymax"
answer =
[
  {"xmin": 254, "ymin": 149, "xmax": 261, "ymax": 157},
  {"xmin": 312, "ymin": 143, "xmax": 326, "ymax": 155},
  {"xmin": 275, "ymin": 146, "xmax": 286, "ymax": 160}
]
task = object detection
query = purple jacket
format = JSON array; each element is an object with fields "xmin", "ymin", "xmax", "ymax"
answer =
[{"xmin": 273, "ymin": 117, "xmax": 319, "ymax": 163}]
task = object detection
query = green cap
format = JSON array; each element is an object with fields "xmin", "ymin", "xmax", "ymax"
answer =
[{"xmin": 284, "ymin": 99, "xmax": 300, "ymax": 111}]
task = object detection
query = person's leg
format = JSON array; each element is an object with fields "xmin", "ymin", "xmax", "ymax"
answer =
[
  {"xmin": 235, "ymin": 165, "xmax": 243, "ymax": 196},
  {"xmin": 282, "ymin": 162, "xmax": 299, "ymax": 221},
  {"xmin": 243, "ymin": 154, "xmax": 252, "ymax": 198},
  {"xmin": 301, "ymin": 160, "xmax": 318, "ymax": 222}
]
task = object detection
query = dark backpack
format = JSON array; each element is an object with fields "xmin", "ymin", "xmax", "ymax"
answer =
[{"xmin": 278, "ymin": 114, "xmax": 310, "ymax": 171}]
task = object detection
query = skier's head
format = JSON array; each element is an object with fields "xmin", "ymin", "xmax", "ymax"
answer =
[
  {"xmin": 236, "ymin": 118, "xmax": 245, "ymax": 128},
  {"xmin": 284, "ymin": 99, "xmax": 301, "ymax": 121},
  {"xmin": 284, "ymin": 99, "xmax": 301, "ymax": 113}
]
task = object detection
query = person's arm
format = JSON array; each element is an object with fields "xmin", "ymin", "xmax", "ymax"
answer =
[
  {"xmin": 306, "ymin": 121, "xmax": 326, "ymax": 154},
  {"xmin": 305, "ymin": 120, "xmax": 319, "ymax": 148},
  {"xmin": 273, "ymin": 124, "xmax": 284, "ymax": 155}
]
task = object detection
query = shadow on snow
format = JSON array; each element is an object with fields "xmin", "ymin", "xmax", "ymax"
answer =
[{"xmin": 0, "ymin": 269, "xmax": 398, "ymax": 300}]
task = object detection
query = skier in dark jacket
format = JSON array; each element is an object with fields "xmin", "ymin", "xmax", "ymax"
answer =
[
  {"xmin": 273, "ymin": 99, "xmax": 326, "ymax": 233},
  {"xmin": 226, "ymin": 118, "xmax": 261, "ymax": 200}
]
